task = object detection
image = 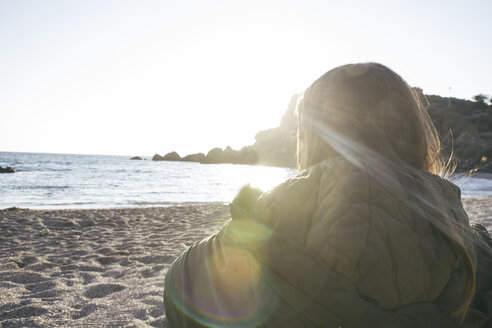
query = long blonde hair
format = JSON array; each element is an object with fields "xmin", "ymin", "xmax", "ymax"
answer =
[{"xmin": 297, "ymin": 63, "xmax": 475, "ymax": 321}]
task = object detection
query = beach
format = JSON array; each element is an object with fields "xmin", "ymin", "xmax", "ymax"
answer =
[
  {"xmin": 0, "ymin": 198, "xmax": 491, "ymax": 328},
  {"xmin": 0, "ymin": 204, "xmax": 229, "ymax": 328}
]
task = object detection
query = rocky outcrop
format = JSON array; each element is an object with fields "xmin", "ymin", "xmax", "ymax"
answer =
[
  {"xmin": 155, "ymin": 95, "xmax": 298, "ymax": 167},
  {"xmin": 426, "ymin": 94, "xmax": 492, "ymax": 173},
  {"xmin": 163, "ymin": 152, "xmax": 181, "ymax": 161},
  {"xmin": 152, "ymin": 152, "xmax": 182, "ymax": 161},
  {"xmin": 249, "ymin": 95, "xmax": 298, "ymax": 167},
  {"xmin": 151, "ymin": 148, "xmax": 257, "ymax": 165},
  {"xmin": 152, "ymin": 154, "xmax": 165, "ymax": 161},
  {"xmin": 130, "ymin": 156, "xmax": 143, "ymax": 160},
  {"xmin": 182, "ymin": 153, "xmax": 206, "ymax": 162},
  {"xmin": 245, "ymin": 92, "xmax": 492, "ymax": 172},
  {"xmin": 154, "ymin": 93, "xmax": 492, "ymax": 172},
  {"xmin": 200, "ymin": 146, "xmax": 258, "ymax": 165}
]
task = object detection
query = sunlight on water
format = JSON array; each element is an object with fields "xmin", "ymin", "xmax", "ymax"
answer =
[
  {"xmin": 0, "ymin": 152, "xmax": 297, "ymax": 209},
  {"xmin": 217, "ymin": 164, "xmax": 293, "ymax": 192}
]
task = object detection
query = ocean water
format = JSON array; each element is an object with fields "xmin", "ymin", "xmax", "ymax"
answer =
[
  {"xmin": 0, "ymin": 151, "xmax": 491, "ymax": 210},
  {"xmin": 0, "ymin": 152, "xmax": 296, "ymax": 209}
]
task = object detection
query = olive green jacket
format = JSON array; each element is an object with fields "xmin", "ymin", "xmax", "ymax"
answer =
[{"xmin": 164, "ymin": 158, "xmax": 492, "ymax": 327}]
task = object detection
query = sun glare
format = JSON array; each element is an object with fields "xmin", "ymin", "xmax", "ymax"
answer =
[{"xmin": 241, "ymin": 165, "xmax": 295, "ymax": 192}]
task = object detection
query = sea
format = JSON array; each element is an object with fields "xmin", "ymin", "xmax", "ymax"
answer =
[{"xmin": 1, "ymin": 151, "xmax": 491, "ymax": 210}]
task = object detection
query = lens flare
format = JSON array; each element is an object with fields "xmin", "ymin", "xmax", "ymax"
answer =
[
  {"xmin": 212, "ymin": 247, "xmax": 261, "ymax": 294},
  {"xmin": 223, "ymin": 219, "xmax": 273, "ymax": 248},
  {"xmin": 165, "ymin": 221, "xmax": 278, "ymax": 327}
]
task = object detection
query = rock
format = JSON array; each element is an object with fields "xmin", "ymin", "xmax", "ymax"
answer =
[
  {"xmin": 201, "ymin": 147, "xmax": 226, "ymax": 164},
  {"xmin": 163, "ymin": 152, "xmax": 181, "ymax": 161},
  {"xmin": 152, "ymin": 152, "xmax": 183, "ymax": 162},
  {"xmin": 181, "ymin": 153, "xmax": 206, "ymax": 162},
  {"xmin": 130, "ymin": 156, "xmax": 143, "ymax": 160},
  {"xmin": 152, "ymin": 154, "xmax": 165, "ymax": 161},
  {"xmin": 200, "ymin": 146, "xmax": 258, "ymax": 165},
  {"xmin": 2, "ymin": 207, "xmax": 21, "ymax": 211},
  {"xmin": 0, "ymin": 166, "xmax": 16, "ymax": 173}
]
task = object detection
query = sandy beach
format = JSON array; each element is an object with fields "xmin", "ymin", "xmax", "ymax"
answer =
[
  {"xmin": 0, "ymin": 204, "xmax": 229, "ymax": 328},
  {"xmin": 0, "ymin": 198, "xmax": 490, "ymax": 328}
]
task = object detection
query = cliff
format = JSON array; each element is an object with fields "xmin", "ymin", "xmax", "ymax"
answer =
[
  {"xmin": 426, "ymin": 94, "xmax": 492, "ymax": 173},
  {"xmin": 152, "ymin": 94, "xmax": 298, "ymax": 167},
  {"xmin": 154, "ymin": 93, "xmax": 492, "ymax": 173}
]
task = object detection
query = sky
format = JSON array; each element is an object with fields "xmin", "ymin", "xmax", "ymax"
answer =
[{"xmin": 1, "ymin": 0, "xmax": 491, "ymax": 156}]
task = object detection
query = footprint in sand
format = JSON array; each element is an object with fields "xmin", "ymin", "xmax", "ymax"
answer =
[
  {"xmin": 133, "ymin": 308, "xmax": 150, "ymax": 320},
  {"xmin": 136, "ymin": 255, "xmax": 174, "ymax": 264},
  {"xmin": 70, "ymin": 250, "xmax": 89, "ymax": 257},
  {"xmin": 154, "ymin": 264, "xmax": 166, "ymax": 270},
  {"xmin": 95, "ymin": 247, "xmax": 115, "ymax": 255},
  {"xmin": 14, "ymin": 255, "xmax": 39, "ymax": 268},
  {"xmin": 28, "ymin": 261, "xmax": 57, "ymax": 271},
  {"xmin": 2, "ymin": 305, "xmax": 48, "ymax": 319},
  {"xmin": 62, "ymin": 264, "xmax": 104, "ymax": 273},
  {"xmin": 26, "ymin": 280, "xmax": 56, "ymax": 293},
  {"xmin": 149, "ymin": 317, "xmax": 166, "ymax": 328},
  {"xmin": 138, "ymin": 265, "xmax": 167, "ymax": 279},
  {"xmin": 0, "ymin": 300, "xmax": 30, "ymax": 316},
  {"xmin": 72, "ymin": 303, "xmax": 97, "ymax": 319},
  {"xmin": 84, "ymin": 283, "xmax": 125, "ymax": 299},
  {"xmin": 95, "ymin": 256, "xmax": 119, "ymax": 265},
  {"xmin": 80, "ymin": 272, "xmax": 95, "ymax": 285},
  {"xmin": 103, "ymin": 270, "xmax": 125, "ymax": 279},
  {"xmin": 8, "ymin": 272, "xmax": 47, "ymax": 284},
  {"xmin": 119, "ymin": 257, "xmax": 132, "ymax": 267},
  {"xmin": 141, "ymin": 268, "xmax": 155, "ymax": 278},
  {"xmin": 149, "ymin": 306, "xmax": 163, "ymax": 318},
  {"xmin": 31, "ymin": 289, "xmax": 59, "ymax": 299}
]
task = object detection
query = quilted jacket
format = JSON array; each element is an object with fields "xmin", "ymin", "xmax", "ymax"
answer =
[{"xmin": 164, "ymin": 157, "xmax": 492, "ymax": 327}]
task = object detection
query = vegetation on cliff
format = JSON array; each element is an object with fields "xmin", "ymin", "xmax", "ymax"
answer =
[{"xmin": 426, "ymin": 93, "xmax": 492, "ymax": 173}]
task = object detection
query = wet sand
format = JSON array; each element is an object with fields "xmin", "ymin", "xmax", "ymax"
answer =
[{"xmin": 0, "ymin": 198, "xmax": 490, "ymax": 327}]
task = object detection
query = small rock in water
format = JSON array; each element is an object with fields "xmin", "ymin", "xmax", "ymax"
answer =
[
  {"xmin": 0, "ymin": 165, "xmax": 16, "ymax": 173},
  {"xmin": 2, "ymin": 207, "xmax": 21, "ymax": 211}
]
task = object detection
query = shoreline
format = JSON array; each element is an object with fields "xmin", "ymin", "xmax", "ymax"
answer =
[
  {"xmin": 453, "ymin": 172, "xmax": 492, "ymax": 180},
  {"xmin": 2, "ymin": 193, "xmax": 491, "ymax": 212},
  {"xmin": 0, "ymin": 199, "xmax": 490, "ymax": 327},
  {"xmin": 0, "ymin": 201, "xmax": 229, "ymax": 212}
]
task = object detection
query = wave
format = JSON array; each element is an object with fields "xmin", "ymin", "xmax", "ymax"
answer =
[{"xmin": 11, "ymin": 185, "xmax": 71, "ymax": 190}]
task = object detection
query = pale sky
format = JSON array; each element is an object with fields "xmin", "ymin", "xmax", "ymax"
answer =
[{"xmin": 1, "ymin": 0, "xmax": 491, "ymax": 156}]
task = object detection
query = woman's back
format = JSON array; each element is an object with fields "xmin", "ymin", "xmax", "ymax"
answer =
[
  {"xmin": 164, "ymin": 156, "xmax": 486, "ymax": 327},
  {"xmin": 262, "ymin": 157, "xmax": 470, "ymax": 310},
  {"xmin": 164, "ymin": 63, "xmax": 492, "ymax": 327}
]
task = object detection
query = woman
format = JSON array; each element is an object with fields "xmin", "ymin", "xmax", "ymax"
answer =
[{"xmin": 164, "ymin": 63, "xmax": 492, "ymax": 327}]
